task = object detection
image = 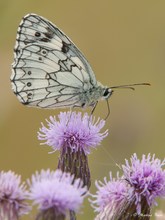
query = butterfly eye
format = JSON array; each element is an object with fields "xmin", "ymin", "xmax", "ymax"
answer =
[{"xmin": 103, "ymin": 88, "xmax": 112, "ymax": 99}]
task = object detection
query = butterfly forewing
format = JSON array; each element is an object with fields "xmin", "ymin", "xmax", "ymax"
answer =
[{"xmin": 11, "ymin": 14, "xmax": 99, "ymax": 108}]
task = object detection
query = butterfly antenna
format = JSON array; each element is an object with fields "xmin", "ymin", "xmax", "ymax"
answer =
[
  {"xmin": 110, "ymin": 82, "xmax": 150, "ymax": 90},
  {"xmin": 104, "ymin": 83, "xmax": 150, "ymax": 120}
]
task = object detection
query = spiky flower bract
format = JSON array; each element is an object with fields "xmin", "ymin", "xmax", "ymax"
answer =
[
  {"xmin": 0, "ymin": 171, "xmax": 30, "ymax": 220},
  {"xmin": 28, "ymin": 169, "xmax": 88, "ymax": 220}
]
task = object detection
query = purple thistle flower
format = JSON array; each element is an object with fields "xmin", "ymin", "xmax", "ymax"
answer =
[
  {"xmin": 28, "ymin": 169, "xmax": 88, "ymax": 219},
  {"xmin": 0, "ymin": 171, "xmax": 30, "ymax": 220},
  {"xmin": 38, "ymin": 111, "xmax": 108, "ymax": 155},
  {"xmin": 122, "ymin": 153, "xmax": 165, "ymax": 215},
  {"xmin": 90, "ymin": 172, "xmax": 131, "ymax": 219},
  {"xmin": 38, "ymin": 111, "xmax": 108, "ymax": 189}
]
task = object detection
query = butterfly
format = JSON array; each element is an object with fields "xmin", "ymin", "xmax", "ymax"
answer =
[{"xmin": 11, "ymin": 14, "xmax": 149, "ymax": 117}]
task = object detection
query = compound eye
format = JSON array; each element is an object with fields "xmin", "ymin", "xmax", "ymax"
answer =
[
  {"xmin": 103, "ymin": 88, "xmax": 110, "ymax": 98},
  {"xmin": 103, "ymin": 88, "xmax": 113, "ymax": 99}
]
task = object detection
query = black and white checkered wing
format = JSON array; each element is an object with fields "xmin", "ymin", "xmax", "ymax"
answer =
[{"xmin": 11, "ymin": 14, "xmax": 97, "ymax": 108}]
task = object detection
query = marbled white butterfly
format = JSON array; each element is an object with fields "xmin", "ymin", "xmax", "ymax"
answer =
[{"xmin": 11, "ymin": 14, "xmax": 149, "ymax": 116}]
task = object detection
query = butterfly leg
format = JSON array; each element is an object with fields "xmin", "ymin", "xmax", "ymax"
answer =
[
  {"xmin": 88, "ymin": 101, "xmax": 98, "ymax": 127},
  {"xmin": 104, "ymin": 99, "xmax": 111, "ymax": 120},
  {"xmin": 90, "ymin": 101, "xmax": 98, "ymax": 116},
  {"xmin": 65, "ymin": 107, "xmax": 73, "ymax": 126}
]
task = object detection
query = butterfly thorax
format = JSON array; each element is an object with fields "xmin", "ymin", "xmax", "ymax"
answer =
[{"xmin": 78, "ymin": 83, "xmax": 113, "ymax": 108}]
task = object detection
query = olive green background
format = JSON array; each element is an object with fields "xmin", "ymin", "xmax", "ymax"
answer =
[{"xmin": 1, "ymin": 0, "xmax": 165, "ymax": 219}]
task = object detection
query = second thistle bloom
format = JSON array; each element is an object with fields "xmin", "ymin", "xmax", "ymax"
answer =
[
  {"xmin": 38, "ymin": 111, "xmax": 108, "ymax": 154},
  {"xmin": 91, "ymin": 172, "xmax": 131, "ymax": 219},
  {"xmin": 28, "ymin": 169, "xmax": 87, "ymax": 220},
  {"xmin": 0, "ymin": 171, "xmax": 30, "ymax": 220},
  {"xmin": 122, "ymin": 153, "xmax": 165, "ymax": 214},
  {"xmin": 91, "ymin": 154, "xmax": 165, "ymax": 220}
]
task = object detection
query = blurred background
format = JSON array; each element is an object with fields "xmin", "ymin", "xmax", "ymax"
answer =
[{"xmin": 1, "ymin": 0, "xmax": 165, "ymax": 219}]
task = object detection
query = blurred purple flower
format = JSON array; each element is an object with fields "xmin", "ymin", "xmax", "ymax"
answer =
[
  {"xmin": 91, "ymin": 154, "xmax": 165, "ymax": 219},
  {"xmin": 90, "ymin": 172, "xmax": 131, "ymax": 219},
  {"xmin": 28, "ymin": 169, "xmax": 87, "ymax": 218},
  {"xmin": 91, "ymin": 172, "xmax": 130, "ymax": 212},
  {"xmin": 38, "ymin": 111, "xmax": 108, "ymax": 155},
  {"xmin": 122, "ymin": 153, "xmax": 165, "ymax": 214},
  {"xmin": 0, "ymin": 171, "xmax": 30, "ymax": 220}
]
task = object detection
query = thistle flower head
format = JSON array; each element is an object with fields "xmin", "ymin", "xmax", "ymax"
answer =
[
  {"xmin": 0, "ymin": 171, "xmax": 30, "ymax": 218},
  {"xmin": 28, "ymin": 169, "xmax": 87, "ymax": 216},
  {"xmin": 91, "ymin": 172, "xmax": 130, "ymax": 213},
  {"xmin": 38, "ymin": 111, "xmax": 108, "ymax": 155},
  {"xmin": 122, "ymin": 153, "xmax": 165, "ymax": 214}
]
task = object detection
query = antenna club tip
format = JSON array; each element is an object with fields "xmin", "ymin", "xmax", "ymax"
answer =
[{"xmin": 145, "ymin": 83, "xmax": 151, "ymax": 86}]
